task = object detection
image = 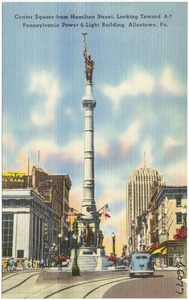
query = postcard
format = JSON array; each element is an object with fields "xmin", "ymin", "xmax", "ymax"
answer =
[{"xmin": 2, "ymin": 1, "xmax": 187, "ymax": 298}]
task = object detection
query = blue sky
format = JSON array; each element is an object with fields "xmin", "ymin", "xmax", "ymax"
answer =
[{"xmin": 2, "ymin": 2, "xmax": 187, "ymax": 255}]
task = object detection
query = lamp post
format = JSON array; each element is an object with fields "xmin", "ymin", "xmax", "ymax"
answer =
[
  {"xmin": 52, "ymin": 243, "xmax": 56, "ymax": 257},
  {"xmin": 112, "ymin": 232, "xmax": 116, "ymax": 266},
  {"xmin": 182, "ymin": 205, "xmax": 187, "ymax": 278},
  {"xmin": 131, "ymin": 221, "xmax": 135, "ymax": 253},
  {"xmin": 58, "ymin": 234, "xmax": 62, "ymax": 255},
  {"xmin": 72, "ymin": 220, "xmax": 80, "ymax": 276},
  {"xmin": 65, "ymin": 237, "xmax": 68, "ymax": 257},
  {"xmin": 72, "ymin": 233, "xmax": 80, "ymax": 276}
]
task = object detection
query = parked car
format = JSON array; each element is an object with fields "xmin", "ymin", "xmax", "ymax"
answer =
[{"xmin": 129, "ymin": 253, "xmax": 154, "ymax": 278}]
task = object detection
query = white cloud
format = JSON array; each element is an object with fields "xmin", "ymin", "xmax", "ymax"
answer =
[
  {"xmin": 164, "ymin": 136, "xmax": 182, "ymax": 152},
  {"xmin": 95, "ymin": 132, "xmax": 109, "ymax": 156},
  {"xmin": 101, "ymin": 66, "xmax": 186, "ymax": 111},
  {"xmin": 165, "ymin": 160, "xmax": 187, "ymax": 185},
  {"xmin": 3, "ymin": 132, "xmax": 15, "ymax": 150},
  {"xmin": 29, "ymin": 71, "xmax": 61, "ymax": 127},
  {"xmin": 159, "ymin": 67, "xmax": 186, "ymax": 95},
  {"xmin": 15, "ymin": 138, "xmax": 83, "ymax": 172},
  {"xmin": 101, "ymin": 68, "xmax": 155, "ymax": 110},
  {"xmin": 118, "ymin": 120, "xmax": 141, "ymax": 154},
  {"xmin": 62, "ymin": 138, "xmax": 83, "ymax": 163},
  {"xmin": 96, "ymin": 171, "xmax": 126, "ymax": 217}
]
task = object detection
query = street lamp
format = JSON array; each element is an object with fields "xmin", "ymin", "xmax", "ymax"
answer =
[
  {"xmin": 65, "ymin": 237, "xmax": 68, "ymax": 257},
  {"xmin": 112, "ymin": 232, "xmax": 116, "ymax": 266},
  {"xmin": 58, "ymin": 234, "xmax": 62, "ymax": 255},
  {"xmin": 72, "ymin": 233, "xmax": 80, "ymax": 276},
  {"xmin": 52, "ymin": 243, "xmax": 56, "ymax": 257},
  {"xmin": 131, "ymin": 221, "xmax": 135, "ymax": 253}
]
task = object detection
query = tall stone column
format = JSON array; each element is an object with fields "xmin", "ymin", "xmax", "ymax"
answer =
[
  {"xmin": 82, "ymin": 82, "xmax": 96, "ymax": 217},
  {"xmin": 79, "ymin": 82, "xmax": 100, "ymax": 248}
]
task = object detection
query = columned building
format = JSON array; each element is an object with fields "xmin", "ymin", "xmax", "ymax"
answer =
[
  {"xmin": 2, "ymin": 189, "xmax": 53, "ymax": 260},
  {"xmin": 2, "ymin": 168, "xmax": 72, "ymax": 248},
  {"xmin": 126, "ymin": 166, "xmax": 164, "ymax": 253}
]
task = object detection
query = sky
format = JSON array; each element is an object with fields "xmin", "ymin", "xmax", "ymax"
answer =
[{"xmin": 2, "ymin": 1, "xmax": 187, "ymax": 256}]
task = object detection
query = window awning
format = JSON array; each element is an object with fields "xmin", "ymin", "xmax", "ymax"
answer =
[{"xmin": 152, "ymin": 246, "xmax": 166, "ymax": 255}]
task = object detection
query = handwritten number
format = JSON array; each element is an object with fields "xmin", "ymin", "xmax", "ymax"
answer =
[
  {"xmin": 176, "ymin": 288, "xmax": 184, "ymax": 295},
  {"xmin": 176, "ymin": 282, "xmax": 183, "ymax": 287}
]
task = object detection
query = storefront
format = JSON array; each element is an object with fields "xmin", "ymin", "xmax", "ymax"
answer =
[{"xmin": 159, "ymin": 240, "xmax": 184, "ymax": 267}]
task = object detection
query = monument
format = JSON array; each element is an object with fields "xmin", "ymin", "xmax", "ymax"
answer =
[
  {"xmin": 78, "ymin": 34, "xmax": 100, "ymax": 248},
  {"xmin": 71, "ymin": 35, "xmax": 111, "ymax": 271}
]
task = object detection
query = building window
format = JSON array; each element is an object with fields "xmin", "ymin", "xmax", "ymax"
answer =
[
  {"xmin": 17, "ymin": 250, "xmax": 24, "ymax": 258},
  {"xmin": 2, "ymin": 214, "xmax": 14, "ymax": 257},
  {"xmin": 176, "ymin": 213, "xmax": 183, "ymax": 224},
  {"xmin": 176, "ymin": 198, "xmax": 182, "ymax": 207}
]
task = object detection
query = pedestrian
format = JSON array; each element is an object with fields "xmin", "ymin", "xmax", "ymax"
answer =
[
  {"xmin": 29, "ymin": 259, "xmax": 32, "ymax": 269},
  {"xmin": 176, "ymin": 256, "xmax": 181, "ymax": 267},
  {"xmin": 20, "ymin": 259, "xmax": 24, "ymax": 269},
  {"xmin": 14, "ymin": 258, "xmax": 17, "ymax": 270},
  {"xmin": 40, "ymin": 258, "xmax": 44, "ymax": 269},
  {"xmin": 26, "ymin": 259, "xmax": 29, "ymax": 269},
  {"xmin": 8, "ymin": 258, "xmax": 14, "ymax": 272},
  {"xmin": 36, "ymin": 259, "xmax": 39, "ymax": 268},
  {"xmin": 3, "ymin": 258, "xmax": 9, "ymax": 271},
  {"xmin": 161, "ymin": 257, "xmax": 164, "ymax": 269}
]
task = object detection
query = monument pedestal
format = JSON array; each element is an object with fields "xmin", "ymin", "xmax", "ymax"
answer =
[
  {"xmin": 95, "ymin": 248, "xmax": 113, "ymax": 270},
  {"xmin": 68, "ymin": 247, "xmax": 112, "ymax": 271},
  {"xmin": 77, "ymin": 247, "xmax": 97, "ymax": 271}
]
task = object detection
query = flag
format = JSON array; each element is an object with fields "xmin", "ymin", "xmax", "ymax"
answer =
[
  {"xmin": 102, "ymin": 204, "xmax": 111, "ymax": 219},
  {"xmin": 65, "ymin": 214, "xmax": 70, "ymax": 223}
]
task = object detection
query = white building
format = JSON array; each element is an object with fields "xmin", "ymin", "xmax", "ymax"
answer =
[{"xmin": 2, "ymin": 189, "xmax": 53, "ymax": 260}]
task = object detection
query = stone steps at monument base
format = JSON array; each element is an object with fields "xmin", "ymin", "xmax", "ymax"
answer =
[{"xmin": 77, "ymin": 256, "xmax": 97, "ymax": 271}]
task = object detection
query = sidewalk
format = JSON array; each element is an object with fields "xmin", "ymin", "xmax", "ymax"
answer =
[
  {"xmin": 155, "ymin": 266, "xmax": 187, "ymax": 284},
  {"xmin": 155, "ymin": 266, "xmax": 178, "ymax": 271}
]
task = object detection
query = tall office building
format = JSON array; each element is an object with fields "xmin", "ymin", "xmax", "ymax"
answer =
[{"xmin": 126, "ymin": 166, "xmax": 164, "ymax": 252}]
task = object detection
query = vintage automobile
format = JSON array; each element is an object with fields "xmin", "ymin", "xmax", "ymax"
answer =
[{"xmin": 129, "ymin": 253, "xmax": 154, "ymax": 278}]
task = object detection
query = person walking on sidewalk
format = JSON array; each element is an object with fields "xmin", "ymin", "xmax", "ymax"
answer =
[
  {"xmin": 8, "ymin": 258, "xmax": 14, "ymax": 272},
  {"xmin": 160, "ymin": 257, "xmax": 164, "ymax": 269}
]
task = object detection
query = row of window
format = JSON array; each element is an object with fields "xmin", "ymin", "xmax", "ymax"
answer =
[{"xmin": 2, "ymin": 214, "xmax": 13, "ymax": 257}]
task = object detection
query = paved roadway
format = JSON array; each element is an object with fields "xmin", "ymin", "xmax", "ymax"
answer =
[
  {"xmin": 2, "ymin": 268, "xmax": 187, "ymax": 298},
  {"xmin": 103, "ymin": 270, "xmax": 187, "ymax": 298}
]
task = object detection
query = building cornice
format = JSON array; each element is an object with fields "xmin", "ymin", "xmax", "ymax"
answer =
[{"xmin": 156, "ymin": 186, "xmax": 187, "ymax": 205}]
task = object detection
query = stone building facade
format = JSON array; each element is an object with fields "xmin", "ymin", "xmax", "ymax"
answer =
[{"xmin": 2, "ymin": 189, "xmax": 53, "ymax": 260}]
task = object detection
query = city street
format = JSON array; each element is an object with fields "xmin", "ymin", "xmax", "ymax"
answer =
[
  {"xmin": 2, "ymin": 268, "xmax": 187, "ymax": 298},
  {"xmin": 103, "ymin": 270, "xmax": 187, "ymax": 298}
]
